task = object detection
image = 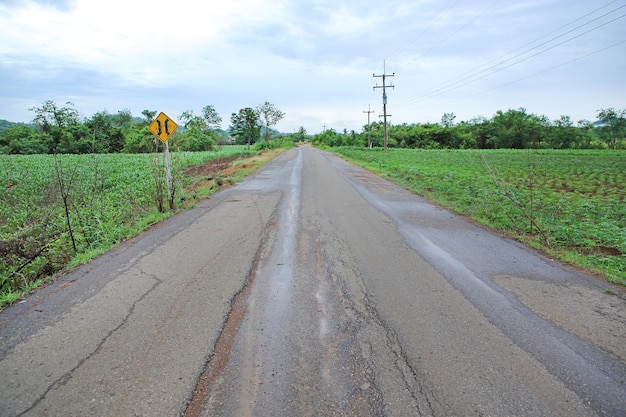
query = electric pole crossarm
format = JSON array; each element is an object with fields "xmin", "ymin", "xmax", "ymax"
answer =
[{"xmin": 372, "ymin": 66, "xmax": 395, "ymax": 153}]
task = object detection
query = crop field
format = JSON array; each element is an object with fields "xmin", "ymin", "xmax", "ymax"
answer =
[
  {"xmin": 333, "ymin": 148, "xmax": 625, "ymax": 286},
  {"xmin": 0, "ymin": 146, "xmax": 256, "ymax": 305}
]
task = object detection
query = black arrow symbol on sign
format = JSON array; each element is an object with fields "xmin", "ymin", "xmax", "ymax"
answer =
[
  {"xmin": 164, "ymin": 119, "xmax": 171, "ymax": 135},
  {"xmin": 156, "ymin": 120, "xmax": 163, "ymax": 135}
]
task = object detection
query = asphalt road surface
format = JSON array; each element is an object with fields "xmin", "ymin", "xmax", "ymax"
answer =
[{"xmin": 1, "ymin": 146, "xmax": 625, "ymax": 417}]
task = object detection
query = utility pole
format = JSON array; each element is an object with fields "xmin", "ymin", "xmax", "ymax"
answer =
[
  {"xmin": 373, "ymin": 63, "xmax": 394, "ymax": 153},
  {"xmin": 363, "ymin": 104, "xmax": 375, "ymax": 148}
]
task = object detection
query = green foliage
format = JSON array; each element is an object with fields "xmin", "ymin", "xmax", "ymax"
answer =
[
  {"xmin": 176, "ymin": 107, "xmax": 222, "ymax": 152},
  {"xmin": 596, "ymin": 108, "xmax": 626, "ymax": 149},
  {"xmin": 294, "ymin": 126, "xmax": 308, "ymax": 142},
  {"xmin": 4, "ymin": 101, "xmax": 624, "ymax": 155},
  {"xmin": 256, "ymin": 101, "xmax": 285, "ymax": 142},
  {"xmin": 30, "ymin": 100, "xmax": 80, "ymax": 131},
  {"xmin": 253, "ymin": 138, "xmax": 295, "ymax": 151},
  {"xmin": 0, "ymin": 101, "xmax": 233, "ymax": 155},
  {"xmin": 84, "ymin": 110, "xmax": 131, "ymax": 153},
  {"xmin": 230, "ymin": 107, "xmax": 261, "ymax": 147},
  {"xmin": 310, "ymin": 128, "xmax": 360, "ymax": 147},
  {"xmin": 548, "ymin": 115, "xmax": 577, "ymax": 149},
  {"xmin": 311, "ymin": 108, "xmax": 625, "ymax": 151},
  {"xmin": 0, "ymin": 146, "xmax": 257, "ymax": 307},
  {"xmin": 332, "ymin": 147, "xmax": 626, "ymax": 285},
  {"xmin": 123, "ymin": 123, "xmax": 158, "ymax": 153},
  {"xmin": 0, "ymin": 120, "xmax": 16, "ymax": 136},
  {"xmin": 486, "ymin": 108, "xmax": 549, "ymax": 149},
  {"xmin": 1, "ymin": 125, "xmax": 48, "ymax": 154}
]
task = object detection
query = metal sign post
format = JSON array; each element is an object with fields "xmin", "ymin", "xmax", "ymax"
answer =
[
  {"xmin": 148, "ymin": 112, "xmax": 179, "ymax": 209},
  {"xmin": 164, "ymin": 141, "xmax": 173, "ymax": 207}
]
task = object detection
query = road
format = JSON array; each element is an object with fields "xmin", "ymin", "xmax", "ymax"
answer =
[{"xmin": 1, "ymin": 146, "xmax": 625, "ymax": 417}]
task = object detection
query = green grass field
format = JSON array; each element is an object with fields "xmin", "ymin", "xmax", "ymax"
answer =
[
  {"xmin": 2, "ymin": 146, "xmax": 624, "ymax": 307},
  {"xmin": 0, "ymin": 146, "xmax": 256, "ymax": 306},
  {"xmin": 332, "ymin": 148, "xmax": 625, "ymax": 286}
]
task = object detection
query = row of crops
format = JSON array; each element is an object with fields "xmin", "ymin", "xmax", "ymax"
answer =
[{"xmin": 0, "ymin": 146, "xmax": 256, "ymax": 305}]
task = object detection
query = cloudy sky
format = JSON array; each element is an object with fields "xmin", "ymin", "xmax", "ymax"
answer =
[{"xmin": 1, "ymin": 0, "xmax": 624, "ymax": 134}]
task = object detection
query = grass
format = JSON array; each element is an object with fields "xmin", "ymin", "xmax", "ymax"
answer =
[
  {"xmin": 331, "ymin": 147, "xmax": 625, "ymax": 286},
  {"xmin": 0, "ymin": 145, "xmax": 281, "ymax": 308}
]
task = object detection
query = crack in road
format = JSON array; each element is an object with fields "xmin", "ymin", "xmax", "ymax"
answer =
[
  {"xmin": 343, "ymin": 261, "xmax": 440, "ymax": 417},
  {"xmin": 313, "ymin": 214, "xmax": 442, "ymax": 416},
  {"xmin": 182, "ymin": 197, "xmax": 281, "ymax": 417},
  {"xmin": 15, "ymin": 273, "xmax": 162, "ymax": 417}
]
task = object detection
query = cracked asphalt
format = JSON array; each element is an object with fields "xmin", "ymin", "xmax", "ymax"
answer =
[{"xmin": 1, "ymin": 146, "xmax": 625, "ymax": 416}]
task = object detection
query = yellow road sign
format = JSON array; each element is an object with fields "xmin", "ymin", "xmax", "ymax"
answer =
[{"xmin": 148, "ymin": 112, "xmax": 178, "ymax": 142}]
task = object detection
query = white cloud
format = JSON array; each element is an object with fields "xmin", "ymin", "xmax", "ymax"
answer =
[{"xmin": 0, "ymin": 0, "xmax": 624, "ymax": 132}]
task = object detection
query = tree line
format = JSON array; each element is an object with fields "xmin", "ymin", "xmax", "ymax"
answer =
[
  {"xmin": 312, "ymin": 108, "xmax": 626, "ymax": 150},
  {"xmin": 0, "ymin": 100, "xmax": 290, "ymax": 155},
  {"xmin": 2, "ymin": 102, "xmax": 624, "ymax": 154}
]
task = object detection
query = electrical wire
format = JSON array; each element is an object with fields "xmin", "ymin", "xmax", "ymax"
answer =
[
  {"xmin": 396, "ymin": 9, "xmax": 626, "ymax": 108},
  {"xmin": 412, "ymin": 0, "xmax": 623, "ymax": 98},
  {"xmin": 420, "ymin": 0, "xmax": 502, "ymax": 58},
  {"xmin": 385, "ymin": 0, "xmax": 460, "ymax": 62},
  {"xmin": 418, "ymin": 39, "xmax": 626, "ymax": 114},
  {"xmin": 395, "ymin": 2, "xmax": 625, "ymax": 108}
]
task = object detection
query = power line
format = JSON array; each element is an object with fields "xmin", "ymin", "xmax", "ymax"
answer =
[
  {"xmin": 416, "ymin": 39, "xmax": 626, "ymax": 115},
  {"xmin": 387, "ymin": 0, "xmax": 460, "ymax": 62},
  {"xmin": 396, "ymin": 4, "xmax": 625, "ymax": 108},
  {"xmin": 420, "ymin": 0, "xmax": 502, "ymax": 58},
  {"xmin": 425, "ymin": 0, "xmax": 623, "ymax": 95}
]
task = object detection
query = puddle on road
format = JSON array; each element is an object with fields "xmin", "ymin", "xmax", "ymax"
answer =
[{"xmin": 493, "ymin": 275, "xmax": 626, "ymax": 363}]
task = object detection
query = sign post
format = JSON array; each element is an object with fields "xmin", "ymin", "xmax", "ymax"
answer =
[{"xmin": 148, "ymin": 112, "xmax": 179, "ymax": 209}]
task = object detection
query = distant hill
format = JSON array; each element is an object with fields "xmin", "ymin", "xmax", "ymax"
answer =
[{"xmin": 0, "ymin": 120, "xmax": 33, "ymax": 136}]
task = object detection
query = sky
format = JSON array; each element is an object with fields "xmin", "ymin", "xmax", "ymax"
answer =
[{"xmin": 0, "ymin": 0, "xmax": 624, "ymax": 134}]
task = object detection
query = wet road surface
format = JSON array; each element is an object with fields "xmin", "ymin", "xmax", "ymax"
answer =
[{"xmin": 1, "ymin": 146, "xmax": 625, "ymax": 416}]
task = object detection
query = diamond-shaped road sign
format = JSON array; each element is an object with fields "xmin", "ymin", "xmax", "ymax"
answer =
[{"xmin": 148, "ymin": 112, "xmax": 178, "ymax": 143}]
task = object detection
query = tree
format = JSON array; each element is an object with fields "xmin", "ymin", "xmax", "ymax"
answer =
[
  {"xmin": 441, "ymin": 112, "xmax": 456, "ymax": 128},
  {"xmin": 230, "ymin": 108, "xmax": 261, "ymax": 149},
  {"xmin": 255, "ymin": 101, "xmax": 285, "ymax": 142},
  {"xmin": 2, "ymin": 125, "xmax": 48, "ymax": 154},
  {"xmin": 86, "ymin": 111, "xmax": 116, "ymax": 153},
  {"xmin": 295, "ymin": 126, "xmax": 307, "ymax": 142},
  {"xmin": 367, "ymin": 121, "xmax": 385, "ymax": 147},
  {"xmin": 141, "ymin": 110, "xmax": 157, "ymax": 122},
  {"xmin": 123, "ymin": 111, "xmax": 157, "ymax": 153},
  {"xmin": 178, "ymin": 106, "xmax": 222, "ymax": 151},
  {"xmin": 29, "ymin": 100, "xmax": 80, "ymax": 152},
  {"xmin": 576, "ymin": 120, "xmax": 595, "ymax": 149},
  {"xmin": 311, "ymin": 128, "xmax": 340, "ymax": 147},
  {"xmin": 112, "ymin": 109, "xmax": 133, "ymax": 129},
  {"xmin": 549, "ymin": 115, "xmax": 576, "ymax": 149},
  {"xmin": 596, "ymin": 108, "xmax": 626, "ymax": 149},
  {"xmin": 123, "ymin": 123, "xmax": 157, "ymax": 153},
  {"xmin": 489, "ymin": 108, "xmax": 546, "ymax": 149},
  {"xmin": 30, "ymin": 100, "xmax": 80, "ymax": 131},
  {"xmin": 201, "ymin": 105, "xmax": 222, "ymax": 130},
  {"xmin": 109, "ymin": 109, "xmax": 133, "ymax": 152},
  {"xmin": 61, "ymin": 124, "xmax": 94, "ymax": 153}
]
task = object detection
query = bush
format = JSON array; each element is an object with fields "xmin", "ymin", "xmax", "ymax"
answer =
[{"xmin": 253, "ymin": 139, "xmax": 295, "ymax": 151}]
